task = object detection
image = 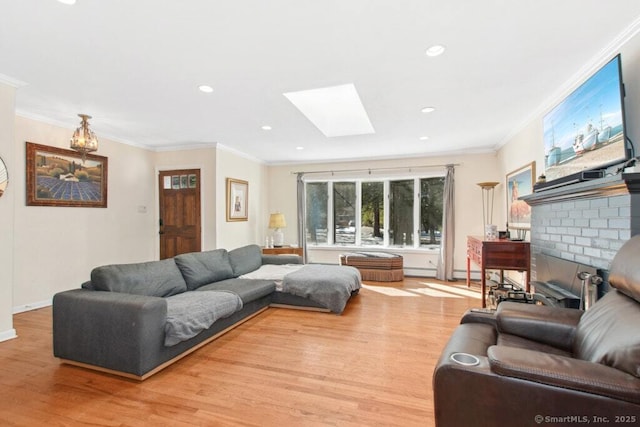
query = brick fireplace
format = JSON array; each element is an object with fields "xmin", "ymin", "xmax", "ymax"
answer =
[{"xmin": 522, "ymin": 172, "xmax": 640, "ymax": 291}]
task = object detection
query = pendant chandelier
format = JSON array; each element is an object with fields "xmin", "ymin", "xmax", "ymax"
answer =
[{"xmin": 70, "ymin": 113, "xmax": 98, "ymax": 161}]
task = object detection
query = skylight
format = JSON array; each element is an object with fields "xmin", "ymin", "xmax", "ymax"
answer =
[{"xmin": 283, "ymin": 83, "xmax": 375, "ymax": 137}]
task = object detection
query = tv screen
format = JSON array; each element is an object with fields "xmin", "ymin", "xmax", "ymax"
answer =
[{"xmin": 542, "ymin": 54, "xmax": 628, "ymax": 186}]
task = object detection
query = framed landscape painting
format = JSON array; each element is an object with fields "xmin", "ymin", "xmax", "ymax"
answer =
[
  {"xmin": 26, "ymin": 142, "xmax": 108, "ymax": 207},
  {"xmin": 226, "ymin": 178, "xmax": 248, "ymax": 221}
]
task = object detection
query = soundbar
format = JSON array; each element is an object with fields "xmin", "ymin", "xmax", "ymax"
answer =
[{"xmin": 534, "ymin": 169, "xmax": 604, "ymax": 192}]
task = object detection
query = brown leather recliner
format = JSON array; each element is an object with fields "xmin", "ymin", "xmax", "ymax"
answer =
[{"xmin": 433, "ymin": 236, "xmax": 640, "ymax": 427}]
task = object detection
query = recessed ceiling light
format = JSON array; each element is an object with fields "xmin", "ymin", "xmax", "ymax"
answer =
[
  {"xmin": 58, "ymin": 0, "xmax": 77, "ymax": 5},
  {"xmin": 419, "ymin": 136, "xmax": 430, "ymax": 141},
  {"xmin": 261, "ymin": 125, "xmax": 272, "ymax": 131},
  {"xmin": 296, "ymin": 146, "xmax": 304, "ymax": 150},
  {"xmin": 421, "ymin": 107, "xmax": 436, "ymax": 114},
  {"xmin": 425, "ymin": 45, "xmax": 446, "ymax": 57},
  {"xmin": 198, "ymin": 85, "xmax": 213, "ymax": 93}
]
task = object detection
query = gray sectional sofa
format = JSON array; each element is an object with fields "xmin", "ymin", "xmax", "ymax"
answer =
[{"xmin": 52, "ymin": 244, "xmax": 361, "ymax": 380}]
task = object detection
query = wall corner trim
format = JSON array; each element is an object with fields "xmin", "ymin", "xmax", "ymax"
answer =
[{"xmin": 0, "ymin": 329, "xmax": 17, "ymax": 343}]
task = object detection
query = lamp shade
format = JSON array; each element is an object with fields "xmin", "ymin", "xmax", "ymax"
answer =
[{"xmin": 268, "ymin": 213, "xmax": 286, "ymax": 229}]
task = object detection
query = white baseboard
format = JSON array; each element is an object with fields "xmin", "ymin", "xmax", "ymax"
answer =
[
  {"xmin": 0, "ymin": 328, "xmax": 17, "ymax": 342},
  {"xmin": 404, "ymin": 267, "xmax": 435, "ymax": 277},
  {"xmin": 13, "ymin": 299, "xmax": 52, "ymax": 314},
  {"xmin": 404, "ymin": 268, "xmax": 481, "ymax": 281}
]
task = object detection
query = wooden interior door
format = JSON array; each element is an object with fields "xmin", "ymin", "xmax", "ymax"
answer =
[{"xmin": 158, "ymin": 169, "xmax": 201, "ymax": 259}]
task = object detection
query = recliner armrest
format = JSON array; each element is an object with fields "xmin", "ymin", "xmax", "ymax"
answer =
[
  {"xmin": 460, "ymin": 308, "xmax": 497, "ymax": 327},
  {"xmin": 496, "ymin": 302, "xmax": 583, "ymax": 351},
  {"xmin": 488, "ymin": 346, "xmax": 640, "ymax": 405}
]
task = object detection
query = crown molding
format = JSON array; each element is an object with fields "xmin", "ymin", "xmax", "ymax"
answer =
[
  {"xmin": 215, "ymin": 143, "xmax": 266, "ymax": 164},
  {"xmin": 0, "ymin": 73, "xmax": 27, "ymax": 88},
  {"xmin": 498, "ymin": 15, "xmax": 640, "ymax": 149}
]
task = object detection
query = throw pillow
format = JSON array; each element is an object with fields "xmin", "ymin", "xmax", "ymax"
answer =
[
  {"xmin": 90, "ymin": 259, "xmax": 187, "ymax": 297},
  {"xmin": 174, "ymin": 249, "xmax": 235, "ymax": 290}
]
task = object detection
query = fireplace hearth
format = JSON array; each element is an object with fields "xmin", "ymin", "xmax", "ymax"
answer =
[
  {"xmin": 531, "ymin": 253, "xmax": 605, "ymax": 308},
  {"xmin": 522, "ymin": 172, "xmax": 640, "ymax": 294}
]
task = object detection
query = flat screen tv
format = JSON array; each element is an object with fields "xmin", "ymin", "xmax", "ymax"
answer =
[{"xmin": 542, "ymin": 54, "xmax": 629, "ymax": 188}]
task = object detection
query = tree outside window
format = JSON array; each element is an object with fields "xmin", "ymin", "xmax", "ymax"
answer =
[
  {"xmin": 389, "ymin": 179, "xmax": 414, "ymax": 247},
  {"xmin": 333, "ymin": 182, "xmax": 356, "ymax": 245},
  {"xmin": 306, "ymin": 182, "xmax": 328, "ymax": 244},
  {"xmin": 361, "ymin": 181, "xmax": 384, "ymax": 246},
  {"xmin": 305, "ymin": 176, "xmax": 444, "ymax": 248},
  {"xmin": 420, "ymin": 177, "xmax": 444, "ymax": 246}
]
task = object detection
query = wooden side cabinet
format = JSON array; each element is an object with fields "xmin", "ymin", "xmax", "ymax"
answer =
[
  {"xmin": 466, "ymin": 235, "xmax": 530, "ymax": 307},
  {"xmin": 262, "ymin": 246, "xmax": 303, "ymax": 257}
]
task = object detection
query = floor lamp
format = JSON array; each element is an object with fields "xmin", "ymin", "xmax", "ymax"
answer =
[{"xmin": 477, "ymin": 181, "xmax": 499, "ymax": 239}]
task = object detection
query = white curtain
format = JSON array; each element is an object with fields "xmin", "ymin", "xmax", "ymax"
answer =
[{"xmin": 436, "ymin": 165, "xmax": 455, "ymax": 281}]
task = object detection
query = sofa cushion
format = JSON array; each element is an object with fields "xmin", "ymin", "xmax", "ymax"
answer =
[
  {"xmin": 174, "ymin": 249, "xmax": 235, "ymax": 291},
  {"xmin": 196, "ymin": 278, "xmax": 276, "ymax": 304},
  {"xmin": 573, "ymin": 290, "xmax": 640, "ymax": 378},
  {"xmin": 164, "ymin": 290, "xmax": 243, "ymax": 346},
  {"xmin": 228, "ymin": 244, "xmax": 262, "ymax": 276},
  {"xmin": 90, "ymin": 259, "xmax": 187, "ymax": 297}
]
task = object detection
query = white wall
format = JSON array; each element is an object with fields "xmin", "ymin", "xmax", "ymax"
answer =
[
  {"xmin": 268, "ymin": 152, "xmax": 501, "ymax": 277},
  {"xmin": 155, "ymin": 146, "xmax": 269, "ymax": 252},
  {"xmin": 4, "ymin": 26, "xmax": 639, "ymax": 330},
  {"xmin": 0, "ymin": 83, "xmax": 16, "ymax": 341},
  {"xmin": 3, "ymin": 125, "xmax": 268, "ymax": 322},
  {"xmin": 215, "ymin": 146, "xmax": 269, "ymax": 250},
  {"xmin": 495, "ymin": 27, "xmax": 640, "ymax": 286},
  {"xmin": 498, "ymin": 29, "xmax": 640, "ymax": 181},
  {"xmin": 11, "ymin": 116, "xmax": 157, "ymax": 310}
]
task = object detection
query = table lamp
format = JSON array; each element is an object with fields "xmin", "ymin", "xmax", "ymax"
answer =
[{"xmin": 269, "ymin": 213, "xmax": 286, "ymax": 247}]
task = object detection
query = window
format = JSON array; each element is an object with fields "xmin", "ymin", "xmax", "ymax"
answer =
[
  {"xmin": 305, "ymin": 182, "xmax": 328, "ymax": 244},
  {"xmin": 420, "ymin": 177, "xmax": 444, "ymax": 246},
  {"xmin": 361, "ymin": 181, "xmax": 384, "ymax": 246},
  {"xmin": 389, "ymin": 179, "xmax": 414, "ymax": 247},
  {"xmin": 305, "ymin": 175, "xmax": 444, "ymax": 249},
  {"xmin": 333, "ymin": 182, "xmax": 356, "ymax": 245}
]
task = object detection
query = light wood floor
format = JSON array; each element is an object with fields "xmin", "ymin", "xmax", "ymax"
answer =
[{"xmin": 0, "ymin": 278, "xmax": 481, "ymax": 427}]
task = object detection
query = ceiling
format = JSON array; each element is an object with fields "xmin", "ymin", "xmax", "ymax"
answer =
[{"xmin": 2, "ymin": 1, "xmax": 640, "ymax": 165}]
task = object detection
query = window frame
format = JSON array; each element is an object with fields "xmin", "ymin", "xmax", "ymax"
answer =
[{"xmin": 304, "ymin": 172, "xmax": 445, "ymax": 250}]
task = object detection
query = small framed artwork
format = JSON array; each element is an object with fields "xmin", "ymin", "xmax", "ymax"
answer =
[
  {"xmin": 226, "ymin": 178, "xmax": 248, "ymax": 221},
  {"xmin": 26, "ymin": 142, "xmax": 108, "ymax": 208},
  {"xmin": 506, "ymin": 161, "xmax": 535, "ymax": 229}
]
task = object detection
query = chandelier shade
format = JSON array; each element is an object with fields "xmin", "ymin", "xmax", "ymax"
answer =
[{"xmin": 70, "ymin": 113, "xmax": 98, "ymax": 161}]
